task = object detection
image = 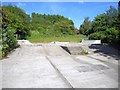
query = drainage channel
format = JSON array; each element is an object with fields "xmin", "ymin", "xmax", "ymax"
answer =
[
  {"xmin": 45, "ymin": 56, "xmax": 74, "ymax": 89},
  {"xmin": 61, "ymin": 46, "xmax": 87, "ymax": 55}
]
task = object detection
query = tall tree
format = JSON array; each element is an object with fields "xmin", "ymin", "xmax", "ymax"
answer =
[
  {"xmin": 79, "ymin": 17, "xmax": 91, "ymax": 35},
  {"xmin": 115, "ymin": 1, "xmax": 120, "ymax": 30},
  {"xmin": 2, "ymin": 5, "xmax": 30, "ymax": 56},
  {"xmin": 91, "ymin": 13, "xmax": 107, "ymax": 33},
  {"xmin": 30, "ymin": 13, "xmax": 75, "ymax": 36},
  {"xmin": 118, "ymin": 1, "xmax": 120, "ymax": 19},
  {"xmin": 89, "ymin": 5, "xmax": 119, "ymax": 45},
  {"xmin": 106, "ymin": 6, "xmax": 118, "ymax": 28},
  {"xmin": 2, "ymin": 5, "xmax": 31, "ymax": 39},
  {"xmin": 116, "ymin": 1, "xmax": 120, "ymax": 44}
]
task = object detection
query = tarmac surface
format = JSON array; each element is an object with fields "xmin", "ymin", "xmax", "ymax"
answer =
[{"xmin": 0, "ymin": 42, "xmax": 119, "ymax": 88}]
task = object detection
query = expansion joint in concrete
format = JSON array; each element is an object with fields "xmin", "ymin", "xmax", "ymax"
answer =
[{"xmin": 45, "ymin": 56, "xmax": 74, "ymax": 89}]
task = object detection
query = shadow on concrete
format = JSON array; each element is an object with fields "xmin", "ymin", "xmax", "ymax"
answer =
[
  {"xmin": 88, "ymin": 44, "xmax": 120, "ymax": 60},
  {"xmin": 61, "ymin": 46, "xmax": 71, "ymax": 54}
]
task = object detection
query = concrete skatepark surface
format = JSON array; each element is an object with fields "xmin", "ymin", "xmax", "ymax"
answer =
[{"xmin": 0, "ymin": 41, "xmax": 119, "ymax": 88}]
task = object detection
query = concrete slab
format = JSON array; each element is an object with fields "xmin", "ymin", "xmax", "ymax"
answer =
[
  {"xmin": 2, "ymin": 46, "xmax": 69, "ymax": 88},
  {"xmin": 48, "ymin": 55, "xmax": 118, "ymax": 88},
  {"xmin": 87, "ymin": 53, "xmax": 119, "ymax": 64},
  {"xmin": 1, "ymin": 43, "xmax": 119, "ymax": 88},
  {"xmin": 43, "ymin": 45, "xmax": 70, "ymax": 56},
  {"xmin": 73, "ymin": 55, "xmax": 110, "ymax": 65}
]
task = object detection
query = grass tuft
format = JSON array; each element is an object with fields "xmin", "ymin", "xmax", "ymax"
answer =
[{"xmin": 79, "ymin": 50, "xmax": 89, "ymax": 55}]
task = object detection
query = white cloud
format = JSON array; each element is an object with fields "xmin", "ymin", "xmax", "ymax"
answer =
[
  {"xmin": 77, "ymin": 0, "xmax": 84, "ymax": 3},
  {"xmin": 17, "ymin": 2, "xmax": 26, "ymax": 7},
  {"xmin": 50, "ymin": 4, "xmax": 64, "ymax": 14},
  {"xmin": 69, "ymin": 17, "xmax": 71, "ymax": 20}
]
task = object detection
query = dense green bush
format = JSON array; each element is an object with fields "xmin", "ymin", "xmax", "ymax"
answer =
[
  {"xmin": 2, "ymin": 28, "xmax": 17, "ymax": 57},
  {"xmin": 89, "ymin": 28, "xmax": 119, "ymax": 44},
  {"xmin": 105, "ymin": 28, "xmax": 119, "ymax": 44},
  {"xmin": 30, "ymin": 13, "xmax": 75, "ymax": 37},
  {"xmin": 89, "ymin": 31, "xmax": 106, "ymax": 40},
  {"xmin": 2, "ymin": 5, "xmax": 30, "ymax": 57},
  {"xmin": 80, "ymin": 4, "xmax": 120, "ymax": 46}
]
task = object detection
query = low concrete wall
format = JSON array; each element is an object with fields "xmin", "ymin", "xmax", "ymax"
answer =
[
  {"xmin": 81, "ymin": 40, "xmax": 101, "ymax": 44},
  {"xmin": 17, "ymin": 40, "xmax": 32, "ymax": 45}
]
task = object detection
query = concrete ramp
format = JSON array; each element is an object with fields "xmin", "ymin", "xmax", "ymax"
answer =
[
  {"xmin": 43, "ymin": 45, "xmax": 70, "ymax": 56},
  {"xmin": 48, "ymin": 55, "xmax": 118, "ymax": 88},
  {"xmin": 2, "ymin": 45, "xmax": 69, "ymax": 88}
]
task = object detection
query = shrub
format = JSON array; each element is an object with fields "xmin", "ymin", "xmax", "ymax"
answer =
[
  {"xmin": 2, "ymin": 28, "xmax": 17, "ymax": 57},
  {"xmin": 80, "ymin": 50, "xmax": 88, "ymax": 55},
  {"xmin": 89, "ymin": 28, "xmax": 119, "ymax": 44},
  {"xmin": 105, "ymin": 28, "xmax": 119, "ymax": 44},
  {"xmin": 89, "ymin": 31, "xmax": 106, "ymax": 40}
]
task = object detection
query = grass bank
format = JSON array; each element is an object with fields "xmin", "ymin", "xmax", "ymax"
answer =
[{"xmin": 28, "ymin": 34, "xmax": 87, "ymax": 43}]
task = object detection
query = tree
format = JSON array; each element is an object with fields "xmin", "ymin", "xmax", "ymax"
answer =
[
  {"xmin": 106, "ymin": 6, "xmax": 118, "ymax": 28},
  {"xmin": 89, "ymin": 31, "xmax": 106, "ymax": 41},
  {"xmin": 30, "ymin": 13, "xmax": 75, "ymax": 36},
  {"xmin": 89, "ymin": 28, "xmax": 119, "ymax": 44},
  {"xmin": 91, "ymin": 13, "xmax": 107, "ymax": 33},
  {"xmin": 88, "ymin": 5, "xmax": 120, "ymax": 45},
  {"xmin": 89, "ymin": 6, "xmax": 117, "ymax": 35},
  {"xmin": 2, "ymin": 5, "xmax": 30, "ymax": 56},
  {"xmin": 105, "ymin": 28, "xmax": 119, "ymax": 44},
  {"xmin": 79, "ymin": 17, "xmax": 91, "ymax": 35},
  {"xmin": 2, "ymin": 5, "xmax": 30, "ymax": 39},
  {"xmin": 114, "ymin": 2, "xmax": 120, "ymax": 31},
  {"xmin": 115, "ymin": 1, "xmax": 120, "ymax": 44}
]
